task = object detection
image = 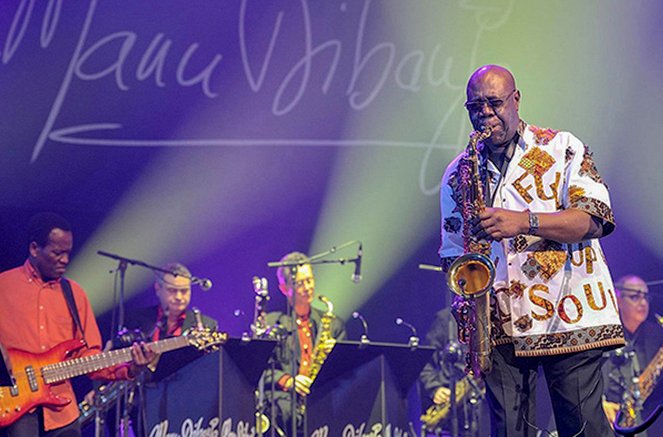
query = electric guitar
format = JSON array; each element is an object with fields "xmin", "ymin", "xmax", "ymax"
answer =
[{"xmin": 0, "ymin": 328, "xmax": 227, "ymax": 428}]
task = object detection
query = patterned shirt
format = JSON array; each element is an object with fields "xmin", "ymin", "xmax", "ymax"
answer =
[{"xmin": 439, "ymin": 121, "xmax": 624, "ymax": 357}]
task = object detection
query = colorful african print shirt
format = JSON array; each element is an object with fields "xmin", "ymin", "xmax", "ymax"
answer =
[{"xmin": 439, "ymin": 121, "xmax": 624, "ymax": 357}]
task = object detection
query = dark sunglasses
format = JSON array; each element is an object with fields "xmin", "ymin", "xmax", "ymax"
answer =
[{"xmin": 464, "ymin": 89, "xmax": 516, "ymax": 113}]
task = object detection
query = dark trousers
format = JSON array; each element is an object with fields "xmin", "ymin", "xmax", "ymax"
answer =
[
  {"xmin": 485, "ymin": 344, "xmax": 612, "ymax": 437},
  {"xmin": 0, "ymin": 409, "xmax": 81, "ymax": 437}
]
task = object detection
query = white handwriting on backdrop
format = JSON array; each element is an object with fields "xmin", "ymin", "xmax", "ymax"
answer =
[{"xmin": 3, "ymin": 0, "xmax": 513, "ymax": 194}]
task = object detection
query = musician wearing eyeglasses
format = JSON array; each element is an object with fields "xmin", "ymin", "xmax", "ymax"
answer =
[
  {"xmin": 261, "ymin": 251, "xmax": 346, "ymax": 435},
  {"xmin": 439, "ymin": 65, "xmax": 624, "ymax": 436},
  {"xmin": 603, "ymin": 275, "xmax": 663, "ymax": 434}
]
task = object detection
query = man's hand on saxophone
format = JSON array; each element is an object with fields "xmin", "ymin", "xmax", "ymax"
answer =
[
  {"xmin": 433, "ymin": 386, "xmax": 451, "ymax": 405},
  {"xmin": 472, "ymin": 207, "xmax": 529, "ymax": 242},
  {"xmin": 474, "ymin": 207, "xmax": 605, "ymax": 244},
  {"xmin": 282, "ymin": 374, "xmax": 313, "ymax": 396}
]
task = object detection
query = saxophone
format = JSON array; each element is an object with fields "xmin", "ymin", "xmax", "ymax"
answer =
[
  {"xmin": 420, "ymin": 377, "xmax": 476, "ymax": 431},
  {"xmin": 298, "ymin": 295, "xmax": 337, "ymax": 414},
  {"xmin": 447, "ymin": 126, "xmax": 496, "ymax": 377},
  {"xmin": 308, "ymin": 295, "xmax": 337, "ymax": 380}
]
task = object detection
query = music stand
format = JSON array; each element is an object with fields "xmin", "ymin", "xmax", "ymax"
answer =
[
  {"xmin": 144, "ymin": 337, "xmax": 276, "ymax": 435},
  {"xmin": 0, "ymin": 343, "xmax": 13, "ymax": 387},
  {"xmin": 306, "ymin": 340, "xmax": 434, "ymax": 434}
]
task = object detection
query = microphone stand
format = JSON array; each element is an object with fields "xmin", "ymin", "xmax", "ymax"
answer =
[
  {"xmin": 307, "ymin": 240, "xmax": 359, "ymax": 262},
  {"xmin": 442, "ymin": 340, "xmax": 465, "ymax": 437},
  {"xmin": 97, "ymin": 251, "xmax": 211, "ymax": 289},
  {"xmin": 264, "ymin": 259, "xmax": 300, "ymax": 437},
  {"xmin": 112, "ymin": 259, "xmax": 129, "ymax": 437},
  {"xmin": 352, "ymin": 312, "xmax": 370, "ymax": 347},
  {"xmin": 266, "ymin": 241, "xmax": 361, "ymax": 436}
]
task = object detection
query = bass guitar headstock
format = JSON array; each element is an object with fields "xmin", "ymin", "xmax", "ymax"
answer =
[{"xmin": 185, "ymin": 328, "xmax": 228, "ymax": 352}]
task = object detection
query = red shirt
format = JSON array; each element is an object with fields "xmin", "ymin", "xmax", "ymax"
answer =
[
  {"xmin": 152, "ymin": 306, "xmax": 187, "ymax": 341},
  {"xmin": 296, "ymin": 314, "xmax": 314, "ymax": 377},
  {"xmin": 0, "ymin": 260, "xmax": 130, "ymax": 430},
  {"xmin": 277, "ymin": 313, "xmax": 315, "ymax": 390}
]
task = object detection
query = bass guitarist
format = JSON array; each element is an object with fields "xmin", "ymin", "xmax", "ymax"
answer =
[{"xmin": 0, "ymin": 212, "xmax": 154, "ymax": 437}]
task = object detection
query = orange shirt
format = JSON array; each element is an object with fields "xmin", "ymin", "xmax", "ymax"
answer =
[{"xmin": 0, "ymin": 260, "xmax": 130, "ymax": 430}]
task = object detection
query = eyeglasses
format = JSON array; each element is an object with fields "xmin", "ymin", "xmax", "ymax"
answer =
[
  {"xmin": 464, "ymin": 90, "xmax": 516, "ymax": 113},
  {"xmin": 621, "ymin": 291, "xmax": 651, "ymax": 303}
]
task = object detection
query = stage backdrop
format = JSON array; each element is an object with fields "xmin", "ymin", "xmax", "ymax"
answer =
[{"xmin": 1, "ymin": 0, "xmax": 662, "ymax": 345}]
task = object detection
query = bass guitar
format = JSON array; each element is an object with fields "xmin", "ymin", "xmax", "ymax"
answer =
[{"xmin": 0, "ymin": 328, "xmax": 226, "ymax": 427}]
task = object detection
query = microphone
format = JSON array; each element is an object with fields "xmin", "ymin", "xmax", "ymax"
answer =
[
  {"xmin": 192, "ymin": 277, "xmax": 213, "ymax": 291},
  {"xmin": 192, "ymin": 307, "xmax": 204, "ymax": 331},
  {"xmin": 395, "ymin": 317, "xmax": 419, "ymax": 348},
  {"xmin": 351, "ymin": 243, "xmax": 363, "ymax": 284},
  {"xmin": 352, "ymin": 311, "xmax": 370, "ymax": 345}
]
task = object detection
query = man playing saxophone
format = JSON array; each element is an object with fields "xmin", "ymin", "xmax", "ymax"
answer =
[
  {"xmin": 262, "ymin": 251, "xmax": 346, "ymax": 435},
  {"xmin": 439, "ymin": 65, "xmax": 624, "ymax": 436}
]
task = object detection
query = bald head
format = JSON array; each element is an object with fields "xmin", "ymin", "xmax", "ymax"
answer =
[
  {"xmin": 467, "ymin": 65, "xmax": 517, "ymax": 96},
  {"xmin": 465, "ymin": 65, "xmax": 521, "ymax": 150}
]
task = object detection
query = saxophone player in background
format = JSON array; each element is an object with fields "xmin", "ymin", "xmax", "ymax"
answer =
[
  {"xmin": 419, "ymin": 307, "xmax": 486, "ymax": 436},
  {"xmin": 261, "ymin": 252, "xmax": 346, "ymax": 435},
  {"xmin": 439, "ymin": 65, "xmax": 624, "ymax": 436}
]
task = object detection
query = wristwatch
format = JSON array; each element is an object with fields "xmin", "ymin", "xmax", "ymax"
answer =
[{"xmin": 527, "ymin": 210, "xmax": 539, "ymax": 235}]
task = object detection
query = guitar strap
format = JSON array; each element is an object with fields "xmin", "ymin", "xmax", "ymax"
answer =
[{"xmin": 61, "ymin": 278, "xmax": 88, "ymax": 347}]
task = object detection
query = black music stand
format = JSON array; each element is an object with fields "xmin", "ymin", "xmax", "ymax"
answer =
[
  {"xmin": 305, "ymin": 340, "xmax": 435, "ymax": 434},
  {"xmin": 0, "ymin": 343, "xmax": 13, "ymax": 387},
  {"xmin": 144, "ymin": 338, "xmax": 276, "ymax": 435}
]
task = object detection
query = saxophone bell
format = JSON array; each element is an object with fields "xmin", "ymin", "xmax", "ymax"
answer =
[
  {"xmin": 447, "ymin": 253, "xmax": 495, "ymax": 298},
  {"xmin": 256, "ymin": 412, "xmax": 270, "ymax": 434}
]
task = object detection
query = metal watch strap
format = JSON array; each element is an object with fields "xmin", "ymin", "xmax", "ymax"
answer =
[{"xmin": 527, "ymin": 210, "xmax": 539, "ymax": 235}]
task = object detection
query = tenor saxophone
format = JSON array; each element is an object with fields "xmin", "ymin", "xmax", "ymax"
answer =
[{"xmin": 447, "ymin": 126, "xmax": 495, "ymax": 376}]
